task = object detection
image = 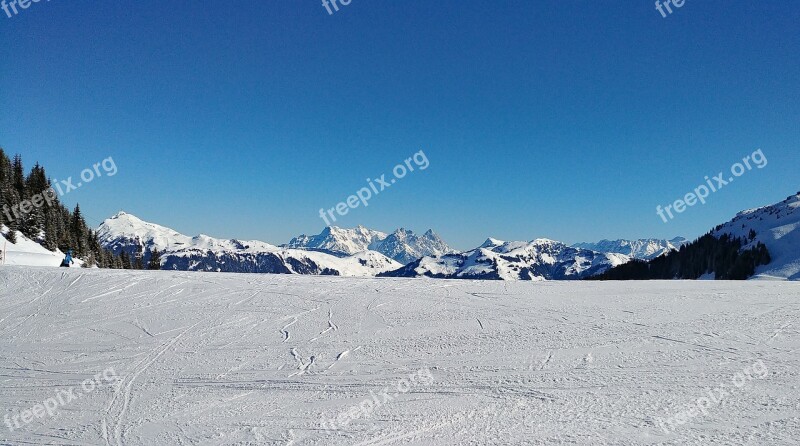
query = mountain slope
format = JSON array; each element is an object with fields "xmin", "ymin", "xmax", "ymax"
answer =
[
  {"xmin": 97, "ymin": 213, "xmax": 401, "ymax": 276},
  {"xmin": 594, "ymin": 192, "xmax": 800, "ymax": 281},
  {"xmin": 381, "ymin": 238, "xmax": 629, "ymax": 280},
  {"xmin": 97, "ymin": 211, "xmax": 279, "ymax": 255},
  {"xmin": 572, "ymin": 237, "xmax": 688, "ymax": 260},
  {"xmin": 0, "ymin": 227, "xmax": 82, "ymax": 267},
  {"xmin": 285, "ymin": 226, "xmax": 452, "ymax": 264},
  {"xmin": 712, "ymin": 192, "xmax": 800, "ymax": 280}
]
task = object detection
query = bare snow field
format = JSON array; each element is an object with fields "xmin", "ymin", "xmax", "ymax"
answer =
[{"xmin": 1, "ymin": 267, "xmax": 799, "ymax": 445}]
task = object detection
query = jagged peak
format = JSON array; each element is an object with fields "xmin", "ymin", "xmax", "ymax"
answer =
[{"xmin": 480, "ymin": 237, "xmax": 504, "ymax": 248}]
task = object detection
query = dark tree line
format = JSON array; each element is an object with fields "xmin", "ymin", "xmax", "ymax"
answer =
[
  {"xmin": 592, "ymin": 232, "xmax": 771, "ymax": 280},
  {"xmin": 0, "ymin": 148, "xmax": 161, "ymax": 269}
]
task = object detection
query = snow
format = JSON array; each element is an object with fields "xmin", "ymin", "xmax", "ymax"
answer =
[
  {"xmin": 280, "ymin": 250, "xmax": 402, "ymax": 277},
  {"xmin": 2, "ymin": 266, "xmax": 798, "ymax": 445},
  {"xmin": 285, "ymin": 226, "xmax": 387, "ymax": 256},
  {"xmin": 713, "ymin": 192, "xmax": 800, "ymax": 280},
  {"xmin": 389, "ymin": 238, "xmax": 630, "ymax": 280},
  {"xmin": 97, "ymin": 212, "xmax": 279, "ymax": 254},
  {"xmin": 572, "ymin": 238, "xmax": 689, "ymax": 261},
  {"xmin": 285, "ymin": 226, "xmax": 453, "ymax": 265},
  {"xmin": 98, "ymin": 213, "xmax": 401, "ymax": 276},
  {"xmin": 0, "ymin": 228, "xmax": 82, "ymax": 268}
]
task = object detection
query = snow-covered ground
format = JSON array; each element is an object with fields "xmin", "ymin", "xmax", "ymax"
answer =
[
  {"xmin": 0, "ymin": 229, "xmax": 81, "ymax": 268},
  {"xmin": 1, "ymin": 267, "xmax": 798, "ymax": 445}
]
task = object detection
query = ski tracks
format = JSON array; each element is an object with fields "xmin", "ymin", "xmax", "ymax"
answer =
[
  {"xmin": 281, "ymin": 317, "xmax": 298, "ymax": 343},
  {"xmin": 104, "ymin": 321, "xmax": 201, "ymax": 446}
]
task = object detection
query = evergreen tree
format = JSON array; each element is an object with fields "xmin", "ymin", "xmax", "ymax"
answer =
[
  {"xmin": 134, "ymin": 241, "xmax": 144, "ymax": 270},
  {"xmin": 70, "ymin": 204, "xmax": 88, "ymax": 257},
  {"xmin": 11, "ymin": 154, "xmax": 25, "ymax": 198},
  {"xmin": 0, "ymin": 149, "xmax": 20, "ymax": 243},
  {"xmin": 147, "ymin": 248, "xmax": 162, "ymax": 270},
  {"xmin": 593, "ymin": 232, "xmax": 772, "ymax": 281},
  {"xmin": 20, "ymin": 163, "xmax": 49, "ymax": 240},
  {"xmin": 82, "ymin": 252, "xmax": 96, "ymax": 268},
  {"xmin": 120, "ymin": 250, "xmax": 132, "ymax": 269},
  {"xmin": 0, "ymin": 149, "xmax": 130, "ymax": 268},
  {"xmin": 43, "ymin": 213, "xmax": 58, "ymax": 251},
  {"xmin": 0, "ymin": 148, "xmax": 8, "ymax": 229}
]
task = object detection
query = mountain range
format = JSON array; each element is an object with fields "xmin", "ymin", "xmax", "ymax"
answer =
[
  {"xmin": 379, "ymin": 238, "xmax": 630, "ymax": 280},
  {"xmin": 284, "ymin": 226, "xmax": 452, "ymax": 264},
  {"xmin": 95, "ymin": 213, "xmax": 642, "ymax": 279},
  {"xmin": 96, "ymin": 212, "xmax": 401, "ymax": 277},
  {"xmin": 571, "ymin": 237, "xmax": 689, "ymax": 261},
  {"xmin": 84, "ymin": 191, "xmax": 800, "ymax": 281}
]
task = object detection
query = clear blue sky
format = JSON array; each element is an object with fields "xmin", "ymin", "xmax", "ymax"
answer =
[{"xmin": 1, "ymin": 0, "xmax": 798, "ymax": 250}]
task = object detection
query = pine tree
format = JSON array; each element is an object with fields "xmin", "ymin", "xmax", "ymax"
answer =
[
  {"xmin": 147, "ymin": 248, "xmax": 162, "ymax": 270},
  {"xmin": 82, "ymin": 252, "xmax": 96, "ymax": 268},
  {"xmin": 0, "ymin": 149, "xmax": 20, "ymax": 243},
  {"xmin": 593, "ymin": 232, "xmax": 772, "ymax": 281},
  {"xmin": 5, "ymin": 217, "xmax": 19, "ymax": 243},
  {"xmin": 134, "ymin": 244, "xmax": 144, "ymax": 269},
  {"xmin": 0, "ymin": 148, "xmax": 9, "ymax": 230},
  {"xmin": 11, "ymin": 154, "xmax": 25, "ymax": 199},
  {"xmin": 43, "ymin": 212, "xmax": 58, "ymax": 250},
  {"xmin": 70, "ymin": 204, "xmax": 88, "ymax": 257},
  {"xmin": 120, "ymin": 251, "xmax": 132, "ymax": 269}
]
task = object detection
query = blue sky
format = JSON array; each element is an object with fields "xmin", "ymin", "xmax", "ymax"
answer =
[{"xmin": 1, "ymin": 0, "xmax": 798, "ymax": 250}]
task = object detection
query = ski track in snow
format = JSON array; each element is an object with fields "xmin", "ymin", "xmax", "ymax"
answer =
[{"xmin": 0, "ymin": 266, "xmax": 799, "ymax": 445}]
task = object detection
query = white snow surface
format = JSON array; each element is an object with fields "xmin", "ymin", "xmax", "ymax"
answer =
[
  {"xmin": 0, "ymin": 228, "xmax": 83, "ymax": 267},
  {"xmin": 2, "ymin": 267, "xmax": 798, "ymax": 445}
]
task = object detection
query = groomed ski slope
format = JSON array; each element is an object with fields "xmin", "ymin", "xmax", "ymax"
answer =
[{"xmin": 1, "ymin": 267, "xmax": 798, "ymax": 445}]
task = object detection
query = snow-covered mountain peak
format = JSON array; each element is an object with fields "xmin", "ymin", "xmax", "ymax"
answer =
[
  {"xmin": 383, "ymin": 237, "xmax": 629, "ymax": 281},
  {"xmin": 97, "ymin": 212, "xmax": 193, "ymax": 253},
  {"xmin": 480, "ymin": 238, "xmax": 505, "ymax": 248},
  {"xmin": 390, "ymin": 228, "xmax": 412, "ymax": 237},
  {"xmin": 377, "ymin": 228, "xmax": 453, "ymax": 264},
  {"xmin": 287, "ymin": 226, "xmax": 388, "ymax": 256},
  {"xmin": 97, "ymin": 214, "xmax": 399, "ymax": 276},
  {"xmin": 286, "ymin": 225, "xmax": 452, "ymax": 264},
  {"xmin": 530, "ymin": 238, "xmax": 561, "ymax": 246},
  {"xmin": 571, "ymin": 237, "xmax": 689, "ymax": 261},
  {"xmin": 713, "ymin": 192, "xmax": 800, "ymax": 280}
]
